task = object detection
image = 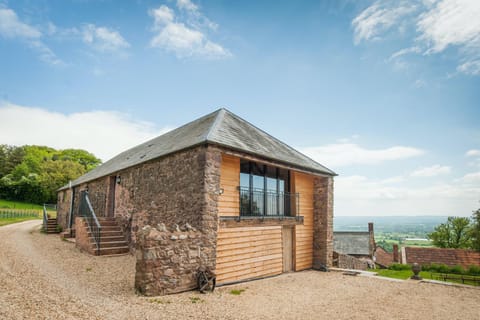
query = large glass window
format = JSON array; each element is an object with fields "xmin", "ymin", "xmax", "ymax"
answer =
[{"xmin": 239, "ymin": 160, "xmax": 291, "ymax": 216}]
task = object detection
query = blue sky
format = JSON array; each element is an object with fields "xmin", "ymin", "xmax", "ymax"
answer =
[{"xmin": 1, "ymin": 0, "xmax": 479, "ymax": 216}]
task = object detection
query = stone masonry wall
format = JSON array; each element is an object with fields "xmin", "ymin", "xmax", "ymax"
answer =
[
  {"xmin": 313, "ymin": 176, "xmax": 334, "ymax": 269},
  {"xmin": 56, "ymin": 188, "xmax": 72, "ymax": 230},
  {"xmin": 69, "ymin": 177, "xmax": 110, "ymax": 222},
  {"xmin": 134, "ymin": 145, "xmax": 221, "ymax": 295},
  {"xmin": 74, "ymin": 216, "xmax": 95, "ymax": 254},
  {"xmin": 135, "ymin": 223, "xmax": 207, "ymax": 295},
  {"xmin": 333, "ymin": 252, "xmax": 368, "ymax": 270},
  {"xmin": 112, "ymin": 146, "xmax": 219, "ymax": 250}
]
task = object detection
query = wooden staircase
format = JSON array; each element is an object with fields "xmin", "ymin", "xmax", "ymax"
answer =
[
  {"xmin": 88, "ymin": 217, "xmax": 129, "ymax": 256},
  {"xmin": 45, "ymin": 218, "xmax": 59, "ymax": 234}
]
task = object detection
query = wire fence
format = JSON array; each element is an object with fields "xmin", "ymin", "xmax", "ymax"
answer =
[{"xmin": 0, "ymin": 209, "xmax": 42, "ymax": 219}]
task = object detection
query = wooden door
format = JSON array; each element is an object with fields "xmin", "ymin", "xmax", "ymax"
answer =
[{"xmin": 282, "ymin": 226, "xmax": 293, "ymax": 272}]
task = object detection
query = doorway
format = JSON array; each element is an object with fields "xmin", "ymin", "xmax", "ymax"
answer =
[{"xmin": 106, "ymin": 176, "xmax": 116, "ymax": 217}]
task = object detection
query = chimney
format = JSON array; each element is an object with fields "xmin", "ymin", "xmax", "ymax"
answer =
[
  {"xmin": 368, "ymin": 222, "xmax": 375, "ymax": 258},
  {"xmin": 393, "ymin": 244, "xmax": 399, "ymax": 263}
]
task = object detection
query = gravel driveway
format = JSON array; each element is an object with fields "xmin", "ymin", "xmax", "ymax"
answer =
[{"xmin": 1, "ymin": 220, "xmax": 479, "ymax": 320}]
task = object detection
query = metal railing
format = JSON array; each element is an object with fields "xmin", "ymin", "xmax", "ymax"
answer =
[
  {"xmin": 42, "ymin": 204, "xmax": 48, "ymax": 231},
  {"xmin": 79, "ymin": 191, "xmax": 101, "ymax": 254},
  {"xmin": 238, "ymin": 186, "xmax": 299, "ymax": 218},
  {"xmin": 0, "ymin": 209, "xmax": 40, "ymax": 219}
]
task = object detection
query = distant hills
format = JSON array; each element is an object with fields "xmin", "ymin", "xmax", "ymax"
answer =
[{"xmin": 334, "ymin": 216, "xmax": 448, "ymax": 234}]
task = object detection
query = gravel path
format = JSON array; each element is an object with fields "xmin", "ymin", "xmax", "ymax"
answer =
[{"xmin": 1, "ymin": 220, "xmax": 479, "ymax": 320}]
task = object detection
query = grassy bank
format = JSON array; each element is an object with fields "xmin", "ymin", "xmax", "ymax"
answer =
[
  {"xmin": 0, "ymin": 199, "xmax": 55, "ymax": 227},
  {"xmin": 0, "ymin": 216, "xmax": 41, "ymax": 227},
  {"xmin": 0, "ymin": 199, "xmax": 45, "ymax": 210},
  {"xmin": 371, "ymin": 268, "xmax": 480, "ymax": 286}
]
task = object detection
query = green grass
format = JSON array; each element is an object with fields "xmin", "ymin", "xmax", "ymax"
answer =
[
  {"xmin": 371, "ymin": 269, "xmax": 430, "ymax": 280},
  {"xmin": 371, "ymin": 269, "xmax": 479, "ymax": 286},
  {"xmin": 0, "ymin": 199, "xmax": 56, "ymax": 227},
  {"xmin": 229, "ymin": 289, "xmax": 246, "ymax": 295},
  {"xmin": 189, "ymin": 296, "xmax": 204, "ymax": 304},
  {"xmin": 0, "ymin": 216, "xmax": 41, "ymax": 227},
  {"xmin": 0, "ymin": 199, "xmax": 45, "ymax": 210}
]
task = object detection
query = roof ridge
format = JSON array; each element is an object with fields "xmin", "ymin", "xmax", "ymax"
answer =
[
  {"xmin": 218, "ymin": 110, "xmax": 337, "ymax": 176},
  {"xmin": 204, "ymin": 108, "xmax": 227, "ymax": 141}
]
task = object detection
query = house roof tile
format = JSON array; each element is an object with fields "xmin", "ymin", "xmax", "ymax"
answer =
[{"xmin": 61, "ymin": 108, "xmax": 336, "ymax": 189}]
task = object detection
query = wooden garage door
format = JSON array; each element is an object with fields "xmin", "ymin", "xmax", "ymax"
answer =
[{"xmin": 216, "ymin": 226, "xmax": 283, "ymax": 284}]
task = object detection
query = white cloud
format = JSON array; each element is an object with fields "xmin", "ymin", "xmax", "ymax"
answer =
[
  {"xmin": 151, "ymin": 5, "xmax": 175, "ymax": 26},
  {"xmin": 460, "ymin": 171, "xmax": 480, "ymax": 184},
  {"xmin": 301, "ymin": 143, "xmax": 424, "ymax": 168},
  {"xmin": 466, "ymin": 149, "xmax": 480, "ymax": 157},
  {"xmin": 353, "ymin": 0, "xmax": 480, "ymax": 75},
  {"xmin": 177, "ymin": 0, "xmax": 198, "ymax": 12},
  {"xmin": 28, "ymin": 40, "xmax": 65, "ymax": 66},
  {"xmin": 457, "ymin": 59, "xmax": 480, "ymax": 75},
  {"xmin": 466, "ymin": 149, "xmax": 480, "ymax": 168},
  {"xmin": 352, "ymin": 2, "xmax": 417, "ymax": 45},
  {"xmin": 148, "ymin": 3, "xmax": 230, "ymax": 59},
  {"xmin": 410, "ymin": 164, "xmax": 451, "ymax": 177},
  {"xmin": 335, "ymin": 174, "xmax": 480, "ymax": 216},
  {"xmin": 0, "ymin": 102, "xmax": 172, "ymax": 162},
  {"xmin": 0, "ymin": 7, "xmax": 63, "ymax": 66},
  {"xmin": 389, "ymin": 46, "xmax": 422, "ymax": 60},
  {"xmin": 0, "ymin": 7, "xmax": 41, "ymax": 39},
  {"xmin": 82, "ymin": 24, "xmax": 130, "ymax": 53},
  {"xmin": 417, "ymin": 0, "xmax": 480, "ymax": 54}
]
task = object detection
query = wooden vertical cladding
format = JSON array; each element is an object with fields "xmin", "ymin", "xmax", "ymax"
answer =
[
  {"xmin": 219, "ymin": 154, "xmax": 240, "ymax": 217},
  {"xmin": 216, "ymin": 226, "xmax": 283, "ymax": 284},
  {"xmin": 293, "ymin": 172, "xmax": 314, "ymax": 271},
  {"xmin": 216, "ymin": 153, "xmax": 316, "ymax": 283}
]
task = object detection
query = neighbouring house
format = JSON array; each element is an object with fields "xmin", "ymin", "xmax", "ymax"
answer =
[
  {"xmin": 401, "ymin": 247, "xmax": 480, "ymax": 270},
  {"xmin": 374, "ymin": 244, "xmax": 399, "ymax": 268},
  {"xmin": 56, "ymin": 108, "xmax": 337, "ymax": 295},
  {"xmin": 332, "ymin": 222, "xmax": 375, "ymax": 270}
]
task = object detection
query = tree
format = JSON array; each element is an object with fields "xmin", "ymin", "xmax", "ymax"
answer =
[
  {"xmin": 57, "ymin": 149, "xmax": 101, "ymax": 171},
  {"xmin": 470, "ymin": 207, "xmax": 480, "ymax": 252},
  {"xmin": 428, "ymin": 216, "xmax": 472, "ymax": 249},
  {"xmin": 39, "ymin": 160, "xmax": 85, "ymax": 203},
  {"xmin": 0, "ymin": 144, "xmax": 101, "ymax": 204}
]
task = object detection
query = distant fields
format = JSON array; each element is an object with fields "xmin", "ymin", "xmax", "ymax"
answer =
[{"xmin": 334, "ymin": 215, "xmax": 443, "ymax": 252}]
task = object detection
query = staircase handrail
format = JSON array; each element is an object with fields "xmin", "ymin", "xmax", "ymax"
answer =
[
  {"xmin": 42, "ymin": 204, "xmax": 48, "ymax": 232},
  {"xmin": 80, "ymin": 191, "xmax": 102, "ymax": 255}
]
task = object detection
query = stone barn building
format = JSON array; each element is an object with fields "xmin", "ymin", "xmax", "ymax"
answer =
[{"xmin": 57, "ymin": 108, "xmax": 336, "ymax": 295}]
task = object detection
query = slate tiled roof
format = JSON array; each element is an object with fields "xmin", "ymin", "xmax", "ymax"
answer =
[
  {"xmin": 333, "ymin": 232, "xmax": 371, "ymax": 256},
  {"xmin": 403, "ymin": 247, "xmax": 480, "ymax": 269},
  {"xmin": 61, "ymin": 108, "xmax": 336, "ymax": 189}
]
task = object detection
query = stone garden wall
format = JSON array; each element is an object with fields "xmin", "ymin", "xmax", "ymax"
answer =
[
  {"xmin": 135, "ymin": 223, "xmax": 211, "ymax": 296},
  {"xmin": 333, "ymin": 251, "xmax": 368, "ymax": 270}
]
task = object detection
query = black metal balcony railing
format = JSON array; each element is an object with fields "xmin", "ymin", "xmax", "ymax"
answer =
[{"xmin": 238, "ymin": 186, "xmax": 299, "ymax": 218}]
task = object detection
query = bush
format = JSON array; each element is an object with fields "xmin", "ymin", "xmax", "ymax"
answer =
[
  {"xmin": 467, "ymin": 265, "xmax": 480, "ymax": 276},
  {"xmin": 438, "ymin": 264, "xmax": 451, "ymax": 274},
  {"xmin": 388, "ymin": 263, "xmax": 411, "ymax": 271},
  {"xmin": 449, "ymin": 265, "xmax": 464, "ymax": 275}
]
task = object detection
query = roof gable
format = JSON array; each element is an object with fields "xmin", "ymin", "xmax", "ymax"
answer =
[{"xmin": 64, "ymin": 108, "xmax": 335, "ymax": 188}]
